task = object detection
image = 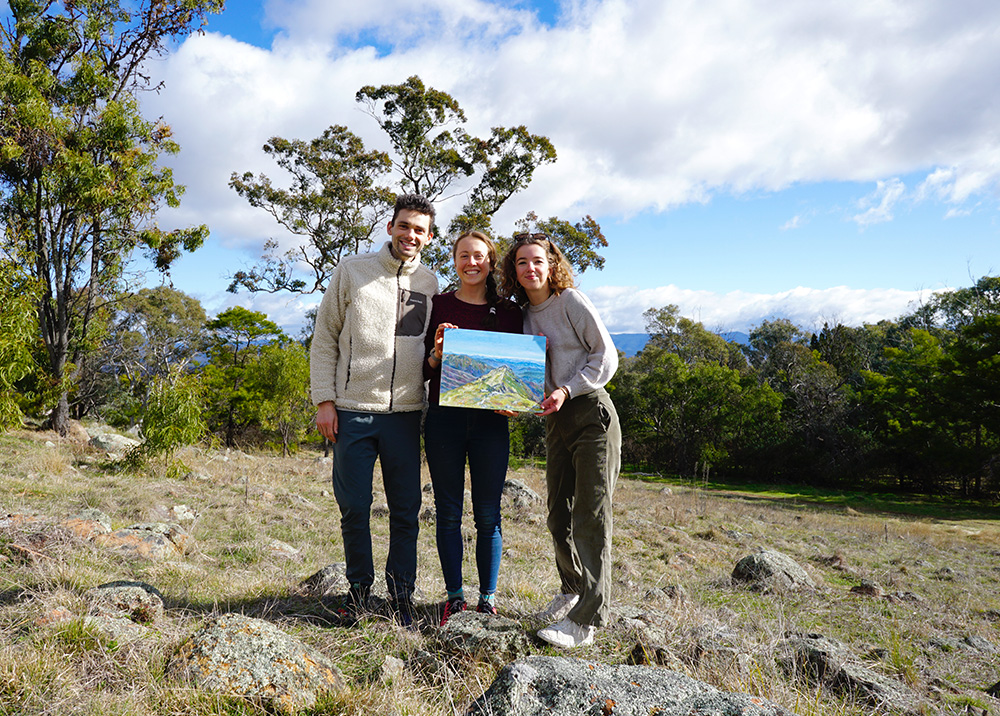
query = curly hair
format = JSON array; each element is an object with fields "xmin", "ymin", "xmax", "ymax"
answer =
[
  {"xmin": 391, "ymin": 193, "xmax": 435, "ymax": 225},
  {"xmin": 453, "ymin": 231, "xmax": 503, "ymax": 329},
  {"xmin": 499, "ymin": 234, "xmax": 575, "ymax": 305}
]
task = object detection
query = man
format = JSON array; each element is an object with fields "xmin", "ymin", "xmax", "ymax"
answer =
[{"xmin": 310, "ymin": 193, "xmax": 438, "ymax": 624}]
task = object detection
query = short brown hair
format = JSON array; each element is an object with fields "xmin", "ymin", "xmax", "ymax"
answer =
[
  {"xmin": 499, "ymin": 234, "xmax": 575, "ymax": 305},
  {"xmin": 391, "ymin": 193, "xmax": 435, "ymax": 225}
]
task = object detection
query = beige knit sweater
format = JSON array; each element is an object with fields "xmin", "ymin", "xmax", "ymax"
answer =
[{"xmin": 310, "ymin": 242, "xmax": 438, "ymax": 413}]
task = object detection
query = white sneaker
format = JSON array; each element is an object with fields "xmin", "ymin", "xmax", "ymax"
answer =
[
  {"xmin": 537, "ymin": 617, "xmax": 595, "ymax": 648},
  {"xmin": 534, "ymin": 593, "xmax": 579, "ymax": 622}
]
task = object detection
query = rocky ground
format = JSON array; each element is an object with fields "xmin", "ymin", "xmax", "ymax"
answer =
[{"xmin": 1, "ymin": 424, "xmax": 999, "ymax": 715}]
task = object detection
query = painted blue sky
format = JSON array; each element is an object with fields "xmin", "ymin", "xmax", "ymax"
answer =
[
  {"xmin": 123, "ymin": 0, "xmax": 1000, "ymax": 333},
  {"xmin": 444, "ymin": 328, "xmax": 548, "ymax": 364}
]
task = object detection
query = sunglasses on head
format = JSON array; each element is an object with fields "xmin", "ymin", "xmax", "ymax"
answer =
[{"xmin": 513, "ymin": 232, "xmax": 549, "ymax": 242}]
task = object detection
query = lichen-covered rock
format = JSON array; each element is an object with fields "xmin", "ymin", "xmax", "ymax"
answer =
[
  {"xmin": 94, "ymin": 522, "xmax": 191, "ymax": 559},
  {"xmin": 466, "ymin": 656, "xmax": 798, "ymax": 716},
  {"xmin": 777, "ymin": 632, "xmax": 921, "ymax": 714},
  {"xmin": 436, "ymin": 610, "xmax": 532, "ymax": 668},
  {"xmin": 502, "ymin": 478, "xmax": 542, "ymax": 506},
  {"xmin": 298, "ymin": 563, "xmax": 348, "ymax": 597},
  {"xmin": 167, "ymin": 613, "xmax": 345, "ymax": 713},
  {"xmin": 87, "ymin": 430, "xmax": 141, "ymax": 456},
  {"xmin": 61, "ymin": 509, "xmax": 112, "ymax": 539},
  {"xmin": 85, "ymin": 581, "xmax": 164, "ymax": 624},
  {"xmin": 732, "ymin": 549, "xmax": 815, "ymax": 592}
]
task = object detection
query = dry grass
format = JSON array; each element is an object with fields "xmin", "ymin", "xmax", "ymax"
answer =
[{"xmin": 1, "ymin": 426, "xmax": 999, "ymax": 715}]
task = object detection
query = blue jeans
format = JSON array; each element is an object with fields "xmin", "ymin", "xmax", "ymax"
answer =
[
  {"xmin": 424, "ymin": 405, "xmax": 509, "ymax": 596},
  {"xmin": 332, "ymin": 410, "xmax": 422, "ymax": 601}
]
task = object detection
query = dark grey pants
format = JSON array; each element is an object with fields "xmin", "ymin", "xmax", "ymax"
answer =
[
  {"xmin": 544, "ymin": 388, "xmax": 621, "ymax": 627},
  {"xmin": 332, "ymin": 409, "xmax": 422, "ymax": 601}
]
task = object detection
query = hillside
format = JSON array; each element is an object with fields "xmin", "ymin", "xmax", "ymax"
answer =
[
  {"xmin": 1, "ymin": 426, "xmax": 999, "ymax": 715},
  {"xmin": 441, "ymin": 364, "xmax": 541, "ymax": 411}
]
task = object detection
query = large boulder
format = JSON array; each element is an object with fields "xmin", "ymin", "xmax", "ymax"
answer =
[
  {"xmin": 466, "ymin": 656, "xmax": 798, "ymax": 716},
  {"xmin": 732, "ymin": 549, "xmax": 815, "ymax": 592},
  {"xmin": 167, "ymin": 613, "xmax": 345, "ymax": 713},
  {"xmin": 777, "ymin": 632, "xmax": 921, "ymax": 714},
  {"xmin": 436, "ymin": 610, "xmax": 532, "ymax": 668},
  {"xmin": 87, "ymin": 430, "xmax": 141, "ymax": 456}
]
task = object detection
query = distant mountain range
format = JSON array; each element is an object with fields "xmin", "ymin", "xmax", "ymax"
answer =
[{"xmin": 610, "ymin": 331, "xmax": 750, "ymax": 357}]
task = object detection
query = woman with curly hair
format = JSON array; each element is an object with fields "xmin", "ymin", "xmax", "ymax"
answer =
[{"xmin": 500, "ymin": 233, "xmax": 621, "ymax": 649}]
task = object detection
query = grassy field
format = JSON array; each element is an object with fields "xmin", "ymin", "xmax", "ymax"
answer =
[{"xmin": 1, "ymin": 426, "xmax": 999, "ymax": 715}]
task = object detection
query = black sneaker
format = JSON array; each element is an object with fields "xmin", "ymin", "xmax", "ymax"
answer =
[
  {"xmin": 333, "ymin": 583, "xmax": 370, "ymax": 626},
  {"xmin": 440, "ymin": 596, "xmax": 467, "ymax": 626},
  {"xmin": 476, "ymin": 598, "xmax": 497, "ymax": 616},
  {"xmin": 390, "ymin": 596, "xmax": 416, "ymax": 627}
]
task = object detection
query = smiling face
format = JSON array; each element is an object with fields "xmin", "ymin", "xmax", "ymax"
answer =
[
  {"xmin": 515, "ymin": 241, "xmax": 552, "ymax": 302},
  {"xmin": 454, "ymin": 235, "xmax": 491, "ymax": 291},
  {"xmin": 387, "ymin": 208, "xmax": 432, "ymax": 261}
]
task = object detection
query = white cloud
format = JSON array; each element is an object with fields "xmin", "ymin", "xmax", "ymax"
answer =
[
  {"xmin": 586, "ymin": 283, "xmax": 933, "ymax": 334},
  {"xmin": 780, "ymin": 215, "xmax": 804, "ymax": 231},
  {"xmin": 145, "ymin": 0, "xmax": 1000, "ymax": 249},
  {"xmin": 132, "ymin": 0, "xmax": 1000, "ymax": 333},
  {"xmin": 852, "ymin": 178, "xmax": 906, "ymax": 227}
]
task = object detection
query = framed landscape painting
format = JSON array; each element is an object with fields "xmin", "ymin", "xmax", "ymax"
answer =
[{"xmin": 439, "ymin": 328, "xmax": 547, "ymax": 412}]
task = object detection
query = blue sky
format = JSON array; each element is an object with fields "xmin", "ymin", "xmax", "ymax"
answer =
[{"xmin": 127, "ymin": 0, "xmax": 1000, "ymax": 334}]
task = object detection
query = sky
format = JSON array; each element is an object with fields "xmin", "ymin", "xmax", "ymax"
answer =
[{"xmin": 124, "ymin": 0, "xmax": 1000, "ymax": 335}]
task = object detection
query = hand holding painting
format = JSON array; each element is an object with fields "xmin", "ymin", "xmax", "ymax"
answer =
[{"xmin": 428, "ymin": 322, "xmax": 458, "ymax": 367}]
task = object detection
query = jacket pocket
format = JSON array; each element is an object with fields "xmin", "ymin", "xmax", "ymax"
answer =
[{"xmin": 397, "ymin": 289, "xmax": 428, "ymax": 337}]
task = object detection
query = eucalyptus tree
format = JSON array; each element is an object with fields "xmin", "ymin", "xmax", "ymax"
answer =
[
  {"xmin": 230, "ymin": 75, "xmax": 595, "ymax": 293},
  {"xmin": 0, "ymin": 0, "xmax": 221, "ymax": 434}
]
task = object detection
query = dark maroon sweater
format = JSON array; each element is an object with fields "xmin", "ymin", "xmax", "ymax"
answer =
[{"xmin": 423, "ymin": 291, "xmax": 524, "ymax": 405}]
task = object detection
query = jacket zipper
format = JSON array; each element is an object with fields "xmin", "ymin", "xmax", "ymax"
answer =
[{"xmin": 388, "ymin": 264, "xmax": 404, "ymax": 411}]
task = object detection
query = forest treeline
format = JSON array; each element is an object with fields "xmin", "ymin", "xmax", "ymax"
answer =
[
  {"xmin": 608, "ymin": 277, "xmax": 1000, "ymax": 499},
  {"xmin": 3, "ymin": 275, "xmax": 999, "ymax": 501}
]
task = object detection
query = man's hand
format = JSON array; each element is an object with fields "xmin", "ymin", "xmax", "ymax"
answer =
[{"xmin": 316, "ymin": 401, "xmax": 339, "ymax": 442}]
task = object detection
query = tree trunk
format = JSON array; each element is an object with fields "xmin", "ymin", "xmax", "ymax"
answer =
[{"xmin": 51, "ymin": 392, "xmax": 70, "ymax": 436}]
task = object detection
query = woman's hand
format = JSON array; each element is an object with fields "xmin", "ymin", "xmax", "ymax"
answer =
[
  {"xmin": 429, "ymin": 322, "xmax": 458, "ymax": 366},
  {"xmin": 536, "ymin": 386, "xmax": 569, "ymax": 416}
]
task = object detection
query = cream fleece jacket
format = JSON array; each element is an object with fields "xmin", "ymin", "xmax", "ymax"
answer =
[{"xmin": 310, "ymin": 242, "xmax": 438, "ymax": 413}]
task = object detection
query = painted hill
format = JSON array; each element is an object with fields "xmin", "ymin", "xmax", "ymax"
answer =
[{"xmin": 440, "ymin": 364, "xmax": 541, "ymax": 411}]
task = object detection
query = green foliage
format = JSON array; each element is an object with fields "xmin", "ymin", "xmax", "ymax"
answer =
[
  {"xmin": 612, "ymin": 338, "xmax": 782, "ymax": 477},
  {"xmin": 228, "ymin": 126, "xmax": 395, "ymax": 294},
  {"xmin": 200, "ymin": 306, "xmax": 285, "ymax": 447},
  {"xmin": 0, "ymin": 258, "xmax": 39, "ymax": 429},
  {"xmin": 251, "ymin": 341, "xmax": 312, "ymax": 456},
  {"xmin": 138, "ymin": 365, "xmax": 205, "ymax": 462},
  {"xmin": 509, "ymin": 412, "xmax": 546, "ymax": 459},
  {"xmin": 97, "ymin": 285, "xmax": 207, "ymax": 428},
  {"xmin": 0, "ymin": 0, "xmax": 221, "ymax": 434}
]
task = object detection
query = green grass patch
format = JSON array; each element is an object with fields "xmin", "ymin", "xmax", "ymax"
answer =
[{"xmin": 623, "ymin": 472, "xmax": 1000, "ymax": 521}]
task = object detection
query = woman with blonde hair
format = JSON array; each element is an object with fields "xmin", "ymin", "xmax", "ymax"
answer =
[
  {"xmin": 500, "ymin": 232, "xmax": 621, "ymax": 648},
  {"xmin": 424, "ymin": 230, "xmax": 523, "ymax": 624}
]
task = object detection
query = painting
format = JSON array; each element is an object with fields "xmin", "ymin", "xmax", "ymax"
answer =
[{"xmin": 438, "ymin": 328, "xmax": 547, "ymax": 412}]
